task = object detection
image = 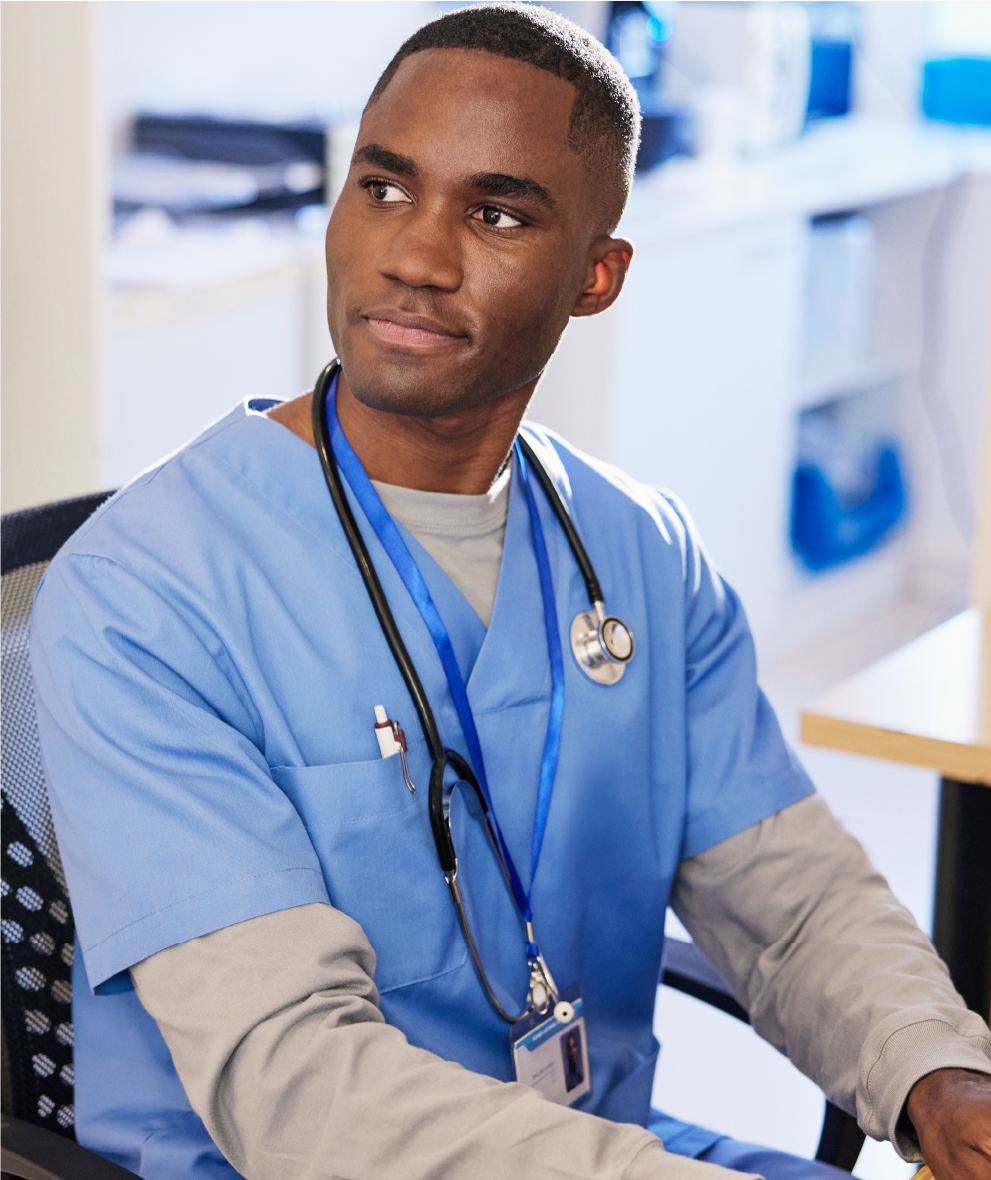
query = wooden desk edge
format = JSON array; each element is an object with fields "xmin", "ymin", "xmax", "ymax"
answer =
[{"xmin": 800, "ymin": 712, "xmax": 991, "ymax": 784}]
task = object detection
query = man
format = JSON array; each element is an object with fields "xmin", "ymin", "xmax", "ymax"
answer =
[{"xmin": 31, "ymin": 7, "xmax": 991, "ymax": 1180}]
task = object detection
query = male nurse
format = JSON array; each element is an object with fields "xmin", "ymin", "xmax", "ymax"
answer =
[{"xmin": 31, "ymin": 7, "xmax": 991, "ymax": 1180}]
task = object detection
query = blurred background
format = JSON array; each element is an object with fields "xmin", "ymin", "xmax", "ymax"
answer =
[{"xmin": 2, "ymin": 2, "xmax": 990, "ymax": 1176}]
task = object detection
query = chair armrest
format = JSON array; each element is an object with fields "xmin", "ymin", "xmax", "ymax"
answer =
[
  {"xmin": 658, "ymin": 938, "xmax": 865, "ymax": 1171},
  {"xmin": 0, "ymin": 1115, "xmax": 139, "ymax": 1180},
  {"xmin": 815, "ymin": 1101, "xmax": 866, "ymax": 1172},
  {"xmin": 660, "ymin": 938, "xmax": 750, "ymax": 1023}
]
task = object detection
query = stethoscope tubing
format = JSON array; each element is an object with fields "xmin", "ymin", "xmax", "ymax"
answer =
[
  {"xmin": 310, "ymin": 359, "xmax": 611, "ymax": 1024},
  {"xmin": 515, "ymin": 435, "xmax": 603, "ymax": 608},
  {"xmin": 311, "ymin": 363, "xmax": 478, "ymax": 863},
  {"xmin": 313, "ymin": 363, "xmax": 529, "ymax": 1020},
  {"xmin": 312, "ymin": 362, "xmax": 443, "ymax": 761},
  {"xmin": 311, "ymin": 362, "xmax": 491, "ymax": 875}
]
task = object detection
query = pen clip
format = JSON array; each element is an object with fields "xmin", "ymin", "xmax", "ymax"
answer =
[
  {"xmin": 374, "ymin": 713, "xmax": 416, "ymax": 794},
  {"xmin": 392, "ymin": 722, "xmax": 416, "ymax": 794}
]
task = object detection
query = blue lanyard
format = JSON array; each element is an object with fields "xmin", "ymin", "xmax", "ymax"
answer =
[{"xmin": 326, "ymin": 380, "xmax": 565, "ymax": 948}]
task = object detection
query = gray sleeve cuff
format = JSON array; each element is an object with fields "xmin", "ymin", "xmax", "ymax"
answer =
[{"xmin": 859, "ymin": 1018, "xmax": 991, "ymax": 1160}]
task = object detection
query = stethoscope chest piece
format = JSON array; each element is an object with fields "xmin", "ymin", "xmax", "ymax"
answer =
[{"xmin": 570, "ymin": 603, "xmax": 635, "ymax": 685}]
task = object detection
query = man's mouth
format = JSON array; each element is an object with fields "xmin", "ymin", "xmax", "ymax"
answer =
[{"xmin": 363, "ymin": 310, "xmax": 466, "ymax": 349}]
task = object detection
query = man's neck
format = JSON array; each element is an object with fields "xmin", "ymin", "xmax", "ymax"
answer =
[{"xmin": 267, "ymin": 369, "xmax": 535, "ymax": 495}]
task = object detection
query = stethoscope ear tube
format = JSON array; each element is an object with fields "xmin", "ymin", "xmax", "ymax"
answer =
[
  {"xmin": 311, "ymin": 361, "xmax": 445, "ymax": 763},
  {"xmin": 312, "ymin": 362, "xmax": 497, "ymax": 879},
  {"xmin": 516, "ymin": 434, "xmax": 635, "ymax": 684},
  {"xmin": 313, "ymin": 362, "xmax": 628, "ymax": 1023},
  {"xmin": 515, "ymin": 435, "xmax": 602, "ymax": 607}
]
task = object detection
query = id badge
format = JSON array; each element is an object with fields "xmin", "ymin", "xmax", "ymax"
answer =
[{"xmin": 511, "ymin": 984, "xmax": 591, "ymax": 1106}]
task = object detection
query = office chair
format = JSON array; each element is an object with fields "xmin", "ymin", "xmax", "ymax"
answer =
[
  {"xmin": 661, "ymin": 939, "xmax": 866, "ymax": 1170},
  {"xmin": 1, "ymin": 492, "xmax": 865, "ymax": 1180},
  {"xmin": 1, "ymin": 491, "xmax": 134, "ymax": 1180}
]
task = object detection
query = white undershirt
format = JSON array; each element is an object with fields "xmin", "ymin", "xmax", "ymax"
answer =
[{"xmin": 371, "ymin": 467, "xmax": 510, "ymax": 627}]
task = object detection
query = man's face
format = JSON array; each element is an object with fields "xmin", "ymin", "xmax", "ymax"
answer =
[{"xmin": 325, "ymin": 48, "xmax": 604, "ymax": 419}]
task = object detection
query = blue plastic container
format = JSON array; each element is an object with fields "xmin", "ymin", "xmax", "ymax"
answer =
[
  {"xmin": 807, "ymin": 40, "xmax": 852, "ymax": 122},
  {"xmin": 922, "ymin": 57, "xmax": 991, "ymax": 127},
  {"xmin": 791, "ymin": 445, "xmax": 906, "ymax": 572}
]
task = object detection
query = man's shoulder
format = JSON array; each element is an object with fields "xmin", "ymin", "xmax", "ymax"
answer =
[
  {"xmin": 520, "ymin": 421, "xmax": 696, "ymax": 547},
  {"xmin": 51, "ymin": 399, "xmax": 298, "ymax": 567},
  {"xmin": 31, "ymin": 397, "xmax": 330, "ymax": 649}
]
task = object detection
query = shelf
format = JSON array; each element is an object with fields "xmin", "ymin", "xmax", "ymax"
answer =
[
  {"xmin": 621, "ymin": 118, "xmax": 991, "ymax": 249},
  {"xmin": 796, "ymin": 353, "xmax": 913, "ymax": 410}
]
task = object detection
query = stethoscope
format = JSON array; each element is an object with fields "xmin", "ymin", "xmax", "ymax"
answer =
[{"xmin": 312, "ymin": 359, "xmax": 635, "ymax": 1022}]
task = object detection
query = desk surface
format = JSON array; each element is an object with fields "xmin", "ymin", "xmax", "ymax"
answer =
[{"xmin": 801, "ymin": 609, "xmax": 991, "ymax": 783}]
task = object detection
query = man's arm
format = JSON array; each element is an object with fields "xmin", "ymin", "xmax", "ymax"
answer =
[
  {"xmin": 131, "ymin": 903, "xmax": 747, "ymax": 1180},
  {"xmin": 670, "ymin": 793, "xmax": 991, "ymax": 1168}
]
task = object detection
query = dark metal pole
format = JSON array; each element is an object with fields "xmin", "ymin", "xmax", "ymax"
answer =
[{"xmin": 932, "ymin": 777, "xmax": 991, "ymax": 1022}]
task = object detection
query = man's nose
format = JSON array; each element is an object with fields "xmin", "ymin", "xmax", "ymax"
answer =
[{"xmin": 377, "ymin": 204, "xmax": 463, "ymax": 292}]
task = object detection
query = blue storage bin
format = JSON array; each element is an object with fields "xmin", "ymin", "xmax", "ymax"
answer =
[
  {"xmin": 807, "ymin": 40, "xmax": 852, "ymax": 122},
  {"xmin": 922, "ymin": 57, "xmax": 991, "ymax": 127},
  {"xmin": 791, "ymin": 444, "xmax": 906, "ymax": 572}
]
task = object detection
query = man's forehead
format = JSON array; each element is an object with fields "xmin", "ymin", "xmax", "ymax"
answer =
[
  {"xmin": 359, "ymin": 48, "xmax": 583, "ymax": 186},
  {"xmin": 375, "ymin": 46, "xmax": 577, "ymax": 111}
]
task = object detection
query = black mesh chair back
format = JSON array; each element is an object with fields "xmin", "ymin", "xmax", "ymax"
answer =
[{"xmin": 1, "ymin": 491, "xmax": 115, "ymax": 1140}]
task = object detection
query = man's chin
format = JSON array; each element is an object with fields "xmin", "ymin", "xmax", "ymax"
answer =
[
  {"xmin": 340, "ymin": 345, "xmax": 492, "ymax": 420},
  {"xmin": 346, "ymin": 373, "xmax": 484, "ymax": 421}
]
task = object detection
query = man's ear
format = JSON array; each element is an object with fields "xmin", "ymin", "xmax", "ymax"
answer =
[{"xmin": 572, "ymin": 240, "xmax": 633, "ymax": 318}]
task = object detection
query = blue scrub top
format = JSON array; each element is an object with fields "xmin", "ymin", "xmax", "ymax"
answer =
[{"xmin": 31, "ymin": 400, "xmax": 813, "ymax": 1178}]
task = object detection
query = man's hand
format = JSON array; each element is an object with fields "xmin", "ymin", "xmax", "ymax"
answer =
[{"xmin": 907, "ymin": 1068, "xmax": 991, "ymax": 1179}]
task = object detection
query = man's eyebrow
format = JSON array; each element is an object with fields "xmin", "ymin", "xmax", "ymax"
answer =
[
  {"xmin": 465, "ymin": 172, "xmax": 557, "ymax": 209},
  {"xmin": 352, "ymin": 144, "xmax": 418, "ymax": 178}
]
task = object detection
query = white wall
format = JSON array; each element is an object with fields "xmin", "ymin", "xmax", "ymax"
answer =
[
  {"xmin": 928, "ymin": 0, "xmax": 991, "ymax": 56},
  {"xmin": 855, "ymin": 0, "xmax": 991, "ymax": 122},
  {"xmin": 854, "ymin": 2, "xmax": 932, "ymax": 123},
  {"xmin": 103, "ymin": 0, "xmax": 437, "ymax": 138},
  {"xmin": 1, "ymin": 1, "xmax": 107, "ymax": 513}
]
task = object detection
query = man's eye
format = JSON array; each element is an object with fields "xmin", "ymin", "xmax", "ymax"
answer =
[
  {"xmin": 476, "ymin": 207, "xmax": 522, "ymax": 229},
  {"xmin": 367, "ymin": 181, "xmax": 409, "ymax": 204}
]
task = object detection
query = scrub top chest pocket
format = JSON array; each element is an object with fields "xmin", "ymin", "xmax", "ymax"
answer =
[{"xmin": 271, "ymin": 751, "xmax": 467, "ymax": 994}]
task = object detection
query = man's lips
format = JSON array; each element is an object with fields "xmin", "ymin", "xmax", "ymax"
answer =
[{"xmin": 363, "ymin": 310, "xmax": 466, "ymax": 349}]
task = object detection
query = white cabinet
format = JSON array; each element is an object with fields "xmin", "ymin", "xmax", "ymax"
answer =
[
  {"xmin": 102, "ymin": 232, "xmax": 332, "ymax": 490},
  {"xmin": 535, "ymin": 214, "xmax": 813, "ymax": 660},
  {"xmin": 104, "ymin": 267, "xmax": 304, "ymax": 488},
  {"xmin": 611, "ymin": 217, "xmax": 806, "ymax": 648}
]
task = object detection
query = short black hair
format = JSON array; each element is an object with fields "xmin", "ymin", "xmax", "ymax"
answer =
[{"xmin": 365, "ymin": 4, "xmax": 640, "ymax": 228}]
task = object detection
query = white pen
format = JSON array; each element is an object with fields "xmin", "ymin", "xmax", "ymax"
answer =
[{"xmin": 373, "ymin": 705, "xmax": 416, "ymax": 793}]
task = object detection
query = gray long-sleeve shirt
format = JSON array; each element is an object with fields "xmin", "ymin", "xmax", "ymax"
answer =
[
  {"xmin": 131, "ymin": 795, "xmax": 991, "ymax": 1180},
  {"xmin": 130, "ymin": 475, "xmax": 991, "ymax": 1180}
]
